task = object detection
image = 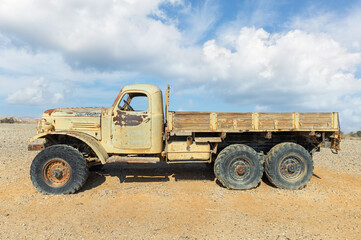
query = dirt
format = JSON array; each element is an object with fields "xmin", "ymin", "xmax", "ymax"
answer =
[{"xmin": 0, "ymin": 123, "xmax": 360, "ymax": 239}]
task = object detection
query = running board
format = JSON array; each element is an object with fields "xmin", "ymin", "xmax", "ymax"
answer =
[
  {"xmin": 167, "ymin": 160, "xmax": 211, "ymax": 164},
  {"xmin": 106, "ymin": 156, "xmax": 160, "ymax": 163}
]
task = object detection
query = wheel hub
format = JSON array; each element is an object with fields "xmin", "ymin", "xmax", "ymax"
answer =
[
  {"xmin": 288, "ymin": 164, "xmax": 296, "ymax": 173},
  {"xmin": 52, "ymin": 168, "xmax": 63, "ymax": 178},
  {"xmin": 235, "ymin": 162, "xmax": 247, "ymax": 176},
  {"xmin": 230, "ymin": 158, "xmax": 251, "ymax": 181},
  {"xmin": 43, "ymin": 159, "xmax": 71, "ymax": 187},
  {"xmin": 280, "ymin": 157, "xmax": 303, "ymax": 180}
]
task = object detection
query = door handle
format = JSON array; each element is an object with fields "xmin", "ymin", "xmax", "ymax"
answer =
[{"xmin": 144, "ymin": 117, "xmax": 150, "ymax": 123}]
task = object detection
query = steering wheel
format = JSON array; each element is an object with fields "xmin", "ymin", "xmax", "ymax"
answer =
[{"xmin": 123, "ymin": 100, "xmax": 134, "ymax": 111}]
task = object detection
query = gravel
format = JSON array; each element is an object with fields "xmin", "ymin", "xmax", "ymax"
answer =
[{"xmin": 0, "ymin": 123, "xmax": 360, "ymax": 239}]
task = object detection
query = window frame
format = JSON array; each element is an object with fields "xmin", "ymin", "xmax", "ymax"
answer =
[{"xmin": 116, "ymin": 90, "xmax": 151, "ymax": 113}]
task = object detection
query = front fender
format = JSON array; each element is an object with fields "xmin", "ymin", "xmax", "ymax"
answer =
[{"xmin": 29, "ymin": 131, "xmax": 109, "ymax": 164}]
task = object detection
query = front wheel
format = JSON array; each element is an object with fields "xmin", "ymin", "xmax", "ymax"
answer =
[
  {"xmin": 30, "ymin": 145, "xmax": 89, "ymax": 194},
  {"xmin": 214, "ymin": 144, "xmax": 263, "ymax": 190}
]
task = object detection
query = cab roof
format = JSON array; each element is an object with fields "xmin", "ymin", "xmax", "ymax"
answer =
[{"xmin": 121, "ymin": 84, "xmax": 161, "ymax": 95}]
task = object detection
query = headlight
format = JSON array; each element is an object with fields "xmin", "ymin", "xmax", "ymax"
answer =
[
  {"xmin": 43, "ymin": 122, "xmax": 54, "ymax": 131},
  {"xmin": 37, "ymin": 118, "xmax": 54, "ymax": 133}
]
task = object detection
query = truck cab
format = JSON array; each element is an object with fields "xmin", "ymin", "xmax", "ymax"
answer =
[
  {"xmin": 108, "ymin": 84, "xmax": 164, "ymax": 154},
  {"xmin": 30, "ymin": 84, "xmax": 165, "ymax": 157}
]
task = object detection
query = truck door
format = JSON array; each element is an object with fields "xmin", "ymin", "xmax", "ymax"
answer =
[{"xmin": 112, "ymin": 91, "xmax": 152, "ymax": 150}]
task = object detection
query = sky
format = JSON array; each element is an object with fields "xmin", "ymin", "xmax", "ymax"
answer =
[{"xmin": 0, "ymin": 0, "xmax": 361, "ymax": 132}]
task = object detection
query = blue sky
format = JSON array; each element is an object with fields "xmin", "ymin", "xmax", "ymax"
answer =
[{"xmin": 0, "ymin": 0, "xmax": 361, "ymax": 132}]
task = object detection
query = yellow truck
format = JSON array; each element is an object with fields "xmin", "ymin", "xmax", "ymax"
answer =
[{"xmin": 28, "ymin": 84, "xmax": 341, "ymax": 194}]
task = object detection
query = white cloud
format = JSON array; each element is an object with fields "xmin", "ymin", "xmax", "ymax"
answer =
[
  {"xmin": 6, "ymin": 78, "xmax": 64, "ymax": 105},
  {"xmin": 200, "ymin": 27, "xmax": 361, "ymax": 132},
  {"xmin": 0, "ymin": 1, "xmax": 361, "ymax": 131},
  {"xmin": 0, "ymin": 0, "xmax": 185, "ymax": 72},
  {"xmin": 202, "ymin": 28, "xmax": 361, "ymax": 94},
  {"xmin": 254, "ymin": 105, "xmax": 268, "ymax": 112},
  {"xmin": 179, "ymin": 0, "xmax": 220, "ymax": 44},
  {"xmin": 0, "ymin": 38, "xmax": 137, "ymax": 102},
  {"xmin": 290, "ymin": 6, "xmax": 361, "ymax": 51}
]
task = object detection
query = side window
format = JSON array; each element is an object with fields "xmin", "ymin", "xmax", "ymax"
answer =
[
  {"xmin": 118, "ymin": 93, "xmax": 149, "ymax": 112},
  {"xmin": 130, "ymin": 94, "xmax": 148, "ymax": 111}
]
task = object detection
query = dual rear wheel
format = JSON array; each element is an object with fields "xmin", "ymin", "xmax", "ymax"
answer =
[
  {"xmin": 264, "ymin": 142, "xmax": 313, "ymax": 190},
  {"xmin": 214, "ymin": 143, "xmax": 313, "ymax": 190},
  {"xmin": 214, "ymin": 144, "xmax": 263, "ymax": 190}
]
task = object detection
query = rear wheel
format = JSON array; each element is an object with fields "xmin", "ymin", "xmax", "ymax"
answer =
[
  {"xmin": 30, "ymin": 145, "xmax": 89, "ymax": 194},
  {"xmin": 264, "ymin": 142, "xmax": 313, "ymax": 190},
  {"xmin": 214, "ymin": 144, "xmax": 263, "ymax": 190}
]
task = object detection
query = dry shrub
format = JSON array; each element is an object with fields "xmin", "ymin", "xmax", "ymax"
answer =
[{"xmin": 0, "ymin": 117, "xmax": 20, "ymax": 124}]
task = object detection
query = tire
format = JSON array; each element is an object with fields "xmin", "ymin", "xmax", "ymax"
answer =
[
  {"xmin": 264, "ymin": 142, "xmax": 313, "ymax": 190},
  {"xmin": 214, "ymin": 144, "xmax": 263, "ymax": 190},
  {"xmin": 30, "ymin": 144, "xmax": 89, "ymax": 194}
]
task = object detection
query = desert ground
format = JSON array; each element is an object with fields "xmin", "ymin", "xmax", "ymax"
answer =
[{"xmin": 0, "ymin": 123, "xmax": 360, "ymax": 239}]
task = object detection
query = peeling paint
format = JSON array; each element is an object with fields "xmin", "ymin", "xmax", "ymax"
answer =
[
  {"xmin": 113, "ymin": 111, "xmax": 147, "ymax": 127},
  {"xmin": 44, "ymin": 109, "xmax": 56, "ymax": 116}
]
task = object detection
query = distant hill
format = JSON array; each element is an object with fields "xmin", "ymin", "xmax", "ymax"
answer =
[
  {"xmin": 343, "ymin": 131, "xmax": 361, "ymax": 140},
  {"xmin": 0, "ymin": 117, "xmax": 38, "ymax": 124}
]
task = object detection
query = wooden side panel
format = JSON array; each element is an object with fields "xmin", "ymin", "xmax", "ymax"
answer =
[
  {"xmin": 299, "ymin": 113, "xmax": 333, "ymax": 129},
  {"xmin": 172, "ymin": 112, "xmax": 211, "ymax": 131},
  {"xmin": 217, "ymin": 113, "xmax": 253, "ymax": 130},
  {"xmin": 169, "ymin": 111, "xmax": 338, "ymax": 132},
  {"xmin": 258, "ymin": 113, "xmax": 293, "ymax": 130}
]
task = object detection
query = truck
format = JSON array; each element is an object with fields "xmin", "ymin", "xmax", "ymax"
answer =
[{"xmin": 28, "ymin": 84, "xmax": 341, "ymax": 194}]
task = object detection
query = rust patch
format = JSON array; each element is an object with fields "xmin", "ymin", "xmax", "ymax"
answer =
[
  {"xmin": 42, "ymin": 158, "xmax": 71, "ymax": 187},
  {"xmin": 113, "ymin": 111, "xmax": 147, "ymax": 127},
  {"xmin": 44, "ymin": 109, "xmax": 56, "ymax": 116},
  {"xmin": 28, "ymin": 144, "xmax": 45, "ymax": 151}
]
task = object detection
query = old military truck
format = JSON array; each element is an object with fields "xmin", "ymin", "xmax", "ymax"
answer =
[{"xmin": 28, "ymin": 84, "xmax": 341, "ymax": 194}]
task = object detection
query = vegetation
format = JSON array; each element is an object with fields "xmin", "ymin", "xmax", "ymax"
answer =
[
  {"xmin": 349, "ymin": 131, "xmax": 361, "ymax": 138},
  {"xmin": 0, "ymin": 117, "xmax": 20, "ymax": 124}
]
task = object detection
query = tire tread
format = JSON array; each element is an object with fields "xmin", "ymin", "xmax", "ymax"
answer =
[
  {"xmin": 264, "ymin": 142, "xmax": 313, "ymax": 190},
  {"xmin": 30, "ymin": 144, "xmax": 89, "ymax": 194},
  {"xmin": 214, "ymin": 144, "xmax": 263, "ymax": 190}
]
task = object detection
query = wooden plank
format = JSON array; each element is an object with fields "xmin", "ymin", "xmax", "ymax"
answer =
[
  {"xmin": 174, "ymin": 119, "xmax": 210, "ymax": 124},
  {"xmin": 258, "ymin": 113, "xmax": 294, "ymax": 130},
  {"xmin": 299, "ymin": 112, "xmax": 332, "ymax": 117},
  {"xmin": 174, "ymin": 124, "xmax": 210, "ymax": 128},
  {"xmin": 173, "ymin": 112, "xmax": 210, "ymax": 119},
  {"xmin": 174, "ymin": 123, "xmax": 210, "ymax": 130},
  {"xmin": 217, "ymin": 112, "xmax": 252, "ymax": 131},
  {"xmin": 235, "ymin": 119, "xmax": 253, "ymax": 130},
  {"xmin": 259, "ymin": 113, "xmax": 293, "ymax": 119},
  {"xmin": 217, "ymin": 112, "xmax": 252, "ymax": 119}
]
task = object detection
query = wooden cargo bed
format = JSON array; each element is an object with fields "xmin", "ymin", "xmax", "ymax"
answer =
[{"xmin": 167, "ymin": 111, "xmax": 340, "ymax": 133}]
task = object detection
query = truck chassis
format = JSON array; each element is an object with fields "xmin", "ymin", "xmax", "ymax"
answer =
[{"xmin": 28, "ymin": 84, "xmax": 341, "ymax": 194}]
